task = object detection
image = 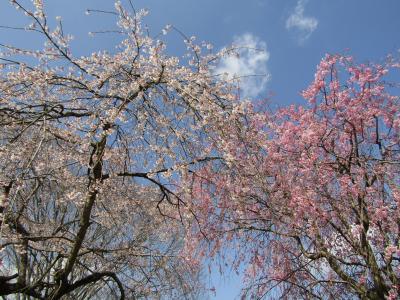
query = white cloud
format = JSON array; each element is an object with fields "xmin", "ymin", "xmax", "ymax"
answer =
[
  {"xmin": 286, "ymin": 0, "xmax": 318, "ymax": 44},
  {"xmin": 214, "ymin": 33, "xmax": 270, "ymax": 99}
]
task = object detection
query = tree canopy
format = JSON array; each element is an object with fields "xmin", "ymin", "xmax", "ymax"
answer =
[
  {"xmin": 0, "ymin": 1, "xmax": 238, "ymax": 298},
  {"xmin": 1, "ymin": 1, "xmax": 400, "ymax": 300},
  {"xmin": 185, "ymin": 54, "xmax": 400, "ymax": 299}
]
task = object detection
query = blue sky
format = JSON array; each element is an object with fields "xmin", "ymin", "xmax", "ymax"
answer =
[
  {"xmin": 1, "ymin": 0, "xmax": 399, "ymax": 298},
  {"xmin": 2, "ymin": 0, "xmax": 399, "ymax": 108}
]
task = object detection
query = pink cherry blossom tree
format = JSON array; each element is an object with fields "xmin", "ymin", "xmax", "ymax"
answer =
[
  {"xmin": 0, "ymin": 1, "xmax": 239, "ymax": 298},
  {"xmin": 185, "ymin": 54, "xmax": 400, "ymax": 299}
]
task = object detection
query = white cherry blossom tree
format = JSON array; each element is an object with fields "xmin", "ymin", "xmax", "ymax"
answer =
[{"xmin": 0, "ymin": 1, "xmax": 238, "ymax": 298}]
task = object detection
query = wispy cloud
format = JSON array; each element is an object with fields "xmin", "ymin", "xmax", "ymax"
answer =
[
  {"xmin": 214, "ymin": 33, "xmax": 270, "ymax": 99},
  {"xmin": 286, "ymin": 0, "xmax": 318, "ymax": 44}
]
